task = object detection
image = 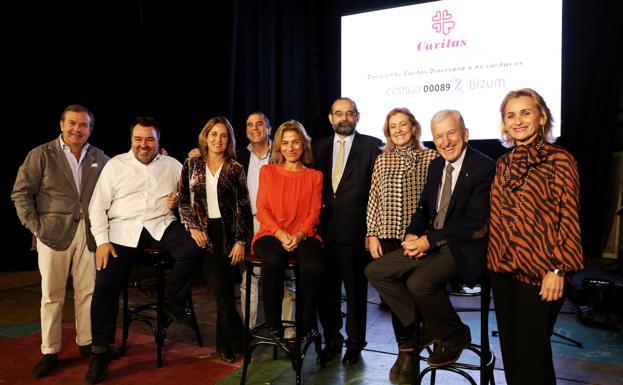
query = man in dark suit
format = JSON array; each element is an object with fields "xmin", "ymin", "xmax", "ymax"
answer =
[
  {"xmin": 12, "ymin": 105, "xmax": 109, "ymax": 378},
  {"xmin": 313, "ymin": 97, "xmax": 382, "ymax": 365},
  {"xmin": 366, "ymin": 110, "xmax": 495, "ymax": 380}
]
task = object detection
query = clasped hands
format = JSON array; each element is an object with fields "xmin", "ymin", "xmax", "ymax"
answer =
[
  {"xmin": 275, "ymin": 229, "xmax": 306, "ymax": 252},
  {"xmin": 401, "ymin": 234, "xmax": 430, "ymax": 259},
  {"xmin": 366, "ymin": 233, "xmax": 430, "ymax": 260}
]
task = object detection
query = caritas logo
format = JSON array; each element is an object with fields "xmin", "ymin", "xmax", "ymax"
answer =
[{"xmin": 417, "ymin": 9, "xmax": 467, "ymax": 51}]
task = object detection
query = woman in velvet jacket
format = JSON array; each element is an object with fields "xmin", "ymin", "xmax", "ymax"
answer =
[{"xmin": 179, "ymin": 116, "xmax": 253, "ymax": 363}]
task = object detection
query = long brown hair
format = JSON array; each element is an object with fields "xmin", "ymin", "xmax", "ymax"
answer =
[{"xmin": 198, "ymin": 116, "xmax": 237, "ymax": 160}]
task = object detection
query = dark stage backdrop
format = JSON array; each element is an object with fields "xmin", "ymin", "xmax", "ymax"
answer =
[{"xmin": 3, "ymin": 0, "xmax": 622, "ymax": 269}]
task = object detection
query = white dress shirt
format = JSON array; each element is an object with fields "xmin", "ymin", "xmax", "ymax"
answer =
[
  {"xmin": 331, "ymin": 132, "xmax": 355, "ymax": 176},
  {"xmin": 59, "ymin": 135, "xmax": 89, "ymax": 192},
  {"xmin": 89, "ymin": 150, "xmax": 183, "ymax": 247},
  {"xmin": 245, "ymin": 143, "xmax": 271, "ymax": 215},
  {"xmin": 206, "ymin": 163, "xmax": 223, "ymax": 218},
  {"xmin": 436, "ymin": 146, "xmax": 467, "ymax": 211}
]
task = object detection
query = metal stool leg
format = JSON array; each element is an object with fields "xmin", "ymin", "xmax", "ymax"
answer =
[
  {"xmin": 155, "ymin": 259, "xmax": 165, "ymax": 367},
  {"xmin": 240, "ymin": 261, "xmax": 253, "ymax": 385},
  {"xmin": 121, "ymin": 285, "xmax": 130, "ymax": 356}
]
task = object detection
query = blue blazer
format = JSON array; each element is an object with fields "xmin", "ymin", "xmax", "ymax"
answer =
[{"xmin": 405, "ymin": 145, "xmax": 495, "ymax": 286}]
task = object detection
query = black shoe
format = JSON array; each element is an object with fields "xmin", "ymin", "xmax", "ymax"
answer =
[
  {"xmin": 342, "ymin": 348, "xmax": 361, "ymax": 365},
  {"xmin": 427, "ymin": 326, "xmax": 471, "ymax": 368},
  {"xmin": 218, "ymin": 346, "xmax": 236, "ymax": 363},
  {"xmin": 79, "ymin": 344, "xmax": 92, "ymax": 358},
  {"xmin": 164, "ymin": 298, "xmax": 194, "ymax": 327},
  {"xmin": 32, "ymin": 353, "xmax": 58, "ymax": 379},
  {"xmin": 85, "ymin": 346, "xmax": 117, "ymax": 384},
  {"xmin": 316, "ymin": 341, "xmax": 342, "ymax": 364}
]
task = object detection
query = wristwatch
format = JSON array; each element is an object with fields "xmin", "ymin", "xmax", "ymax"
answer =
[
  {"xmin": 236, "ymin": 240, "xmax": 247, "ymax": 247},
  {"xmin": 553, "ymin": 268, "xmax": 566, "ymax": 277}
]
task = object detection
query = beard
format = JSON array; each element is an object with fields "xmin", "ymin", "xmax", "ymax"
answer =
[{"xmin": 333, "ymin": 120, "xmax": 356, "ymax": 136}]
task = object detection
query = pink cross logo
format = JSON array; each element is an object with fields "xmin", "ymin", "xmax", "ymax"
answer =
[{"xmin": 432, "ymin": 10, "xmax": 455, "ymax": 35}]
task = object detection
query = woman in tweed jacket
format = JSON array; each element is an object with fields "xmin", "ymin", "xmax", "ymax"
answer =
[{"xmin": 365, "ymin": 107, "xmax": 438, "ymax": 382}]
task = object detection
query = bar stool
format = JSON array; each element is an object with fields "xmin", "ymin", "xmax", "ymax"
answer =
[
  {"xmin": 412, "ymin": 275, "xmax": 495, "ymax": 385},
  {"xmin": 240, "ymin": 255, "xmax": 323, "ymax": 385},
  {"xmin": 121, "ymin": 246, "xmax": 203, "ymax": 367}
]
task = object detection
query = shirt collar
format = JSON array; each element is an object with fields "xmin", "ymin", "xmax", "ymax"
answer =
[
  {"xmin": 333, "ymin": 131, "xmax": 355, "ymax": 145},
  {"xmin": 59, "ymin": 135, "xmax": 90, "ymax": 153}
]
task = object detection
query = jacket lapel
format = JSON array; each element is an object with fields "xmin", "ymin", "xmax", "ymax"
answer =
[
  {"xmin": 50, "ymin": 140, "xmax": 79, "ymax": 196},
  {"xmin": 79, "ymin": 146, "xmax": 96, "ymax": 195},
  {"xmin": 447, "ymin": 145, "xmax": 473, "ymax": 215}
]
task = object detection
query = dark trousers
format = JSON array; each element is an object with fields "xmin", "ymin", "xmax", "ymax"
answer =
[
  {"xmin": 378, "ymin": 239, "xmax": 413, "ymax": 343},
  {"xmin": 254, "ymin": 235, "xmax": 324, "ymax": 335},
  {"xmin": 491, "ymin": 273, "xmax": 563, "ymax": 385},
  {"xmin": 365, "ymin": 245, "xmax": 463, "ymax": 341},
  {"xmin": 91, "ymin": 222, "xmax": 203, "ymax": 346},
  {"xmin": 317, "ymin": 242, "xmax": 369, "ymax": 350},
  {"xmin": 202, "ymin": 219, "xmax": 244, "ymax": 352}
]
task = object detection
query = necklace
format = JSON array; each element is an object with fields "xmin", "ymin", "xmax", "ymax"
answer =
[{"xmin": 499, "ymin": 137, "xmax": 543, "ymax": 228}]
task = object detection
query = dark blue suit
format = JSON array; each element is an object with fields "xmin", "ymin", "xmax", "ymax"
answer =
[{"xmin": 313, "ymin": 131, "xmax": 382, "ymax": 350}]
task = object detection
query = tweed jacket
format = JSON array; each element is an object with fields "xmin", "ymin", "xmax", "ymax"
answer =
[
  {"xmin": 12, "ymin": 138, "xmax": 109, "ymax": 251},
  {"xmin": 178, "ymin": 157, "xmax": 253, "ymax": 254}
]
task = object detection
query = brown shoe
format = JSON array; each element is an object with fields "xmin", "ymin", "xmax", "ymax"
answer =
[
  {"xmin": 389, "ymin": 350, "xmax": 408, "ymax": 381},
  {"xmin": 396, "ymin": 351, "xmax": 414, "ymax": 384},
  {"xmin": 427, "ymin": 325, "xmax": 471, "ymax": 368}
]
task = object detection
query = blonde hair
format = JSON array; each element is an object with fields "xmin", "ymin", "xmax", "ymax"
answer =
[
  {"xmin": 382, "ymin": 107, "xmax": 423, "ymax": 152},
  {"xmin": 499, "ymin": 88, "xmax": 554, "ymax": 147},
  {"xmin": 270, "ymin": 120, "xmax": 314, "ymax": 166},
  {"xmin": 198, "ymin": 116, "xmax": 236, "ymax": 160}
]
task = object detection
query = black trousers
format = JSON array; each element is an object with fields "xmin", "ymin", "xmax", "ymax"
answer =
[
  {"xmin": 91, "ymin": 222, "xmax": 203, "ymax": 347},
  {"xmin": 254, "ymin": 235, "xmax": 324, "ymax": 335},
  {"xmin": 317, "ymin": 242, "xmax": 370, "ymax": 350},
  {"xmin": 491, "ymin": 273, "xmax": 564, "ymax": 385},
  {"xmin": 365, "ymin": 245, "xmax": 463, "ymax": 341},
  {"xmin": 378, "ymin": 239, "xmax": 413, "ymax": 343},
  {"xmin": 202, "ymin": 218, "xmax": 245, "ymax": 352}
]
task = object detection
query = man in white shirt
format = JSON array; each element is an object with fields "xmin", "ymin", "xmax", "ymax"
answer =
[{"xmin": 85, "ymin": 117, "xmax": 203, "ymax": 384}]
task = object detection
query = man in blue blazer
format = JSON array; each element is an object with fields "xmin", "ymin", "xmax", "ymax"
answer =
[
  {"xmin": 313, "ymin": 97, "xmax": 382, "ymax": 365},
  {"xmin": 366, "ymin": 110, "xmax": 495, "ymax": 380}
]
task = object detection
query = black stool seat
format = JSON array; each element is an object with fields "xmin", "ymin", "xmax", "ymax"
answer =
[
  {"xmin": 121, "ymin": 246, "xmax": 203, "ymax": 367},
  {"xmin": 240, "ymin": 255, "xmax": 323, "ymax": 385},
  {"xmin": 412, "ymin": 276, "xmax": 496, "ymax": 385}
]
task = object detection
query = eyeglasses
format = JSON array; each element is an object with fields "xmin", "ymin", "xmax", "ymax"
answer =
[{"xmin": 331, "ymin": 110, "xmax": 358, "ymax": 118}]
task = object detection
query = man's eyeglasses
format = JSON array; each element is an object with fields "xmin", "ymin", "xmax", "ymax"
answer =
[{"xmin": 331, "ymin": 110, "xmax": 358, "ymax": 118}]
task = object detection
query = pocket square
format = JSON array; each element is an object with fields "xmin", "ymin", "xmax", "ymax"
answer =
[{"xmin": 91, "ymin": 163, "xmax": 98, "ymax": 167}]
